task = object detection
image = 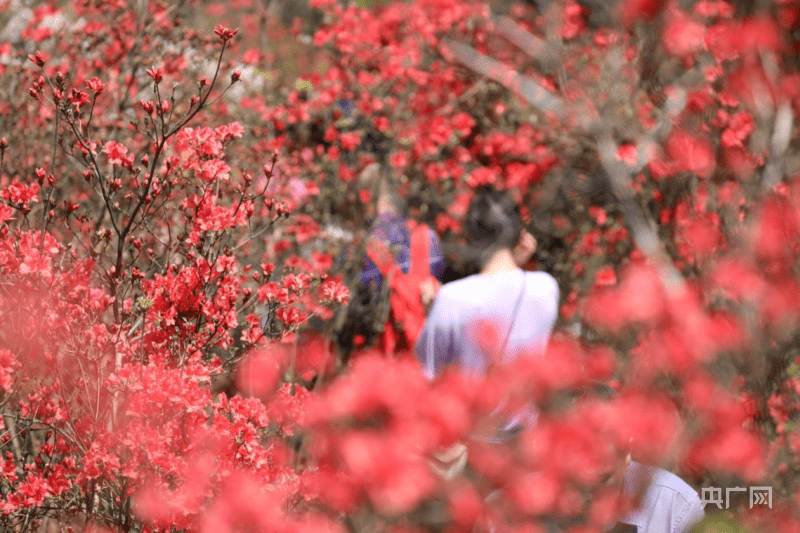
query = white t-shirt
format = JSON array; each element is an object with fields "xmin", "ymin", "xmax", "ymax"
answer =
[
  {"xmin": 415, "ymin": 269, "xmax": 559, "ymax": 380},
  {"xmin": 617, "ymin": 461, "xmax": 705, "ymax": 533}
]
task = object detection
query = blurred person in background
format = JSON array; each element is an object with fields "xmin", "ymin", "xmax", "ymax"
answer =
[
  {"xmin": 336, "ymin": 163, "xmax": 445, "ymax": 357},
  {"xmin": 613, "ymin": 459, "xmax": 705, "ymax": 533},
  {"xmin": 591, "ymin": 384, "xmax": 705, "ymax": 533},
  {"xmin": 416, "ymin": 186, "xmax": 558, "ymax": 382},
  {"xmin": 417, "ymin": 186, "xmax": 559, "ymax": 530}
]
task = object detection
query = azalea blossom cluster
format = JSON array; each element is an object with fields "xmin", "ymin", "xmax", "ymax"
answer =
[{"xmin": 0, "ymin": 2, "xmax": 348, "ymax": 530}]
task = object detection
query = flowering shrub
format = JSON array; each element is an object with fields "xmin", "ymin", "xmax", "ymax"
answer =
[
  {"xmin": 0, "ymin": 1, "xmax": 349, "ymax": 530},
  {"xmin": 1, "ymin": 0, "xmax": 800, "ymax": 531}
]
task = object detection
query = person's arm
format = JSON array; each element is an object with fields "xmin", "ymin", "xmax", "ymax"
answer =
[
  {"xmin": 414, "ymin": 227, "xmax": 443, "ymax": 312},
  {"xmin": 676, "ymin": 493, "xmax": 705, "ymax": 533},
  {"xmin": 543, "ymin": 272, "xmax": 560, "ymax": 341},
  {"xmin": 415, "ymin": 292, "xmax": 456, "ymax": 380},
  {"xmin": 427, "ymin": 227, "xmax": 446, "ymax": 281},
  {"xmin": 416, "ymin": 292, "xmax": 468, "ymax": 479},
  {"xmin": 361, "ymin": 254, "xmax": 382, "ymax": 286},
  {"xmin": 419, "ymin": 278, "xmax": 439, "ymax": 312}
]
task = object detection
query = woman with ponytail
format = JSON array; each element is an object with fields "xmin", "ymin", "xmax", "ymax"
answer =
[{"xmin": 416, "ymin": 187, "xmax": 559, "ymax": 380}]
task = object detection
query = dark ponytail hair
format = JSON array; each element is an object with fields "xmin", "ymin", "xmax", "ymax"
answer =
[{"xmin": 465, "ymin": 187, "xmax": 523, "ymax": 265}]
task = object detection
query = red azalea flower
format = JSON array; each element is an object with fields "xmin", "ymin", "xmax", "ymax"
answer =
[
  {"xmin": 145, "ymin": 66, "xmax": 163, "ymax": 83},
  {"xmin": 214, "ymin": 24, "xmax": 239, "ymax": 42}
]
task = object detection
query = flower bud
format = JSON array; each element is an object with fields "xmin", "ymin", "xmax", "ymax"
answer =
[{"xmin": 27, "ymin": 51, "xmax": 46, "ymax": 67}]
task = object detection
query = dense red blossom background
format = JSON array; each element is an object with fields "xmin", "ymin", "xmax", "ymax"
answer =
[{"xmin": 1, "ymin": 0, "xmax": 800, "ymax": 531}]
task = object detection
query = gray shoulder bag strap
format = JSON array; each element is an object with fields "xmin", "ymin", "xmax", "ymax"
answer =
[{"xmin": 499, "ymin": 271, "xmax": 527, "ymax": 358}]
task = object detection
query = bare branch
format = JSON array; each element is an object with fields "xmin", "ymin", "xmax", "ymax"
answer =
[
  {"xmin": 596, "ymin": 134, "xmax": 685, "ymax": 293},
  {"xmin": 493, "ymin": 15, "xmax": 550, "ymax": 60},
  {"xmin": 762, "ymin": 103, "xmax": 793, "ymax": 192},
  {"xmin": 442, "ymin": 38, "xmax": 565, "ymax": 115}
]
